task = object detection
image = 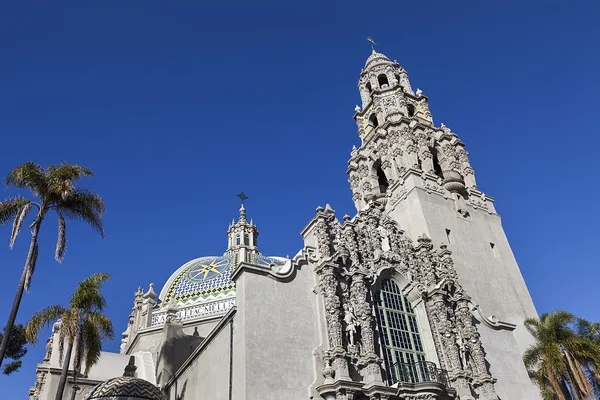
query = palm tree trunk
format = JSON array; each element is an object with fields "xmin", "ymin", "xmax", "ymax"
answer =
[
  {"xmin": 0, "ymin": 220, "xmax": 42, "ymax": 367},
  {"xmin": 56, "ymin": 339, "xmax": 74, "ymax": 400}
]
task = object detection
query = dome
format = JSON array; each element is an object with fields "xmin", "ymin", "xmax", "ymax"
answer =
[
  {"xmin": 160, "ymin": 253, "xmax": 288, "ymax": 304},
  {"xmin": 84, "ymin": 377, "xmax": 163, "ymax": 400},
  {"xmin": 364, "ymin": 49, "xmax": 391, "ymax": 68}
]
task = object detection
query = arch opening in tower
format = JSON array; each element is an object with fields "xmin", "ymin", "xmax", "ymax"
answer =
[
  {"xmin": 378, "ymin": 74, "xmax": 389, "ymax": 89},
  {"xmin": 373, "ymin": 160, "xmax": 389, "ymax": 194},
  {"xmin": 369, "ymin": 113, "xmax": 379, "ymax": 129}
]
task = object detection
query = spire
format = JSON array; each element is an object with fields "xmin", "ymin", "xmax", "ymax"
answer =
[{"xmin": 226, "ymin": 194, "xmax": 260, "ymax": 256}]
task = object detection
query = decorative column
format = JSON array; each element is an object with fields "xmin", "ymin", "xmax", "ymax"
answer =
[
  {"xmin": 429, "ymin": 293, "xmax": 474, "ymax": 400},
  {"xmin": 414, "ymin": 130, "xmax": 434, "ymax": 174},
  {"xmin": 455, "ymin": 300, "xmax": 498, "ymax": 400},
  {"xmin": 319, "ymin": 264, "xmax": 350, "ymax": 379},
  {"xmin": 350, "ymin": 272, "xmax": 383, "ymax": 385},
  {"xmin": 400, "ymin": 128, "xmax": 419, "ymax": 169},
  {"xmin": 456, "ymin": 146, "xmax": 477, "ymax": 189}
]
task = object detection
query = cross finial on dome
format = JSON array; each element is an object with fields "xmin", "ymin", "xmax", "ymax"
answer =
[
  {"xmin": 236, "ymin": 192, "xmax": 249, "ymax": 205},
  {"xmin": 367, "ymin": 36, "xmax": 377, "ymax": 52}
]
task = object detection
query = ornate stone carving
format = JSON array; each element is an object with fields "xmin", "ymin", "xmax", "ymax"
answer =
[
  {"xmin": 43, "ymin": 336, "xmax": 53, "ymax": 362},
  {"xmin": 310, "ymin": 200, "xmax": 498, "ymax": 396},
  {"xmin": 320, "ymin": 266, "xmax": 343, "ymax": 350}
]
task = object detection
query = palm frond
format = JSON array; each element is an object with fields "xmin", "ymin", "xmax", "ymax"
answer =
[
  {"xmin": 58, "ymin": 189, "xmax": 106, "ymax": 238},
  {"xmin": 87, "ymin": 312, "xmax": 114, "ymax": 340},
  {"xmin": 47, "ymin": 163, "xmax": 93, "ymax": 183},
  {"xmin": 25, "ymin": 305, "xmax": 66, "ymax": 344},
  {"xmin": 24, "ymin": 241, "xmax": 38, "ymax": 291},
  {"xmin": 523, "ymin": 344, "xmax": 544, "ymax": 369},
  {"xmin": 5, "ymin": 162, "xmax": 48, "ymax": 196},
  {"xmin": 81, "ymin": 319, "xmax": 102, "ymax": 375},
  {"xmin": 70, "ymin": 273, "xmax": 110, "ymax": 311},
  {"xmin": 9, "ymin": 202, "xmax": 32, "ymax": 248},
  {"xmin": 0, "ymin": 197, "xmax": 30, "ymax": 227},
  {"xmin": 55, "ymin": 212, "xmax": 66, "ymax": 262},
  {"xmin": 524, "ymin": 317, "xmax": 541, "ymax": 339}
]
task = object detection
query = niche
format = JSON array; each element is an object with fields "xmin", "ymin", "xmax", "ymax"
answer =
[
  {"xmin": 369, "ymin": 113, "xmax": 379, "ymax": 129},
  {"xmin": 378, "ymin": 74, "xmax": 389, "ymax": 89},
  {"xmin": 373, "ymin": 160, "xmax": 389, "ymax": 194}
]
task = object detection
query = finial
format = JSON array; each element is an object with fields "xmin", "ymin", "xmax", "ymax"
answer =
[
  {"xmin": 367, "ymin": 36, "xmax": 377, "ymax": 52},
  {"xmin": 193, "ymin": 327, "xmax": 199, "ymax": 337},
  {"xmin": 238, "ymin": 203, "xmax": 247, "ymax": 223},
  {"xmin": 416, "ymin": 88, "xmax": 423, "ymax": 97},
  {"xmin": 236, "ymin": 192, "xmax": 249, "ymax": 205},
  {"xmin": 354, "ymin": 105, "xmax": 361, "ymax": 113},
  {"xmin": 143, "ymin": 283, "xmax": 157, "ymax": 300}
]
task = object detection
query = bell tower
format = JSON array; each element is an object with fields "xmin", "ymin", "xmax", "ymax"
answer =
[{"xmin": 346, "ymin": 49, "xmax": 539, "ymax": 399}]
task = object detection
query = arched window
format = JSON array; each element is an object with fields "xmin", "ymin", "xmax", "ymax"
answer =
[
  {"xmin": 406, "ymin": 104, "xmax": 416, "ymax": 117},
  {"xmin": 378, "ymin": 74, "xmax": 389, "ymax": 88},
  {"xmin": 244, "ymin": 233, "xmax": 250, "ymax": 246},
  {"xmin": 375, "ymin": 279, "xmax": 426, "ymax": 385},
  {"xmin": 373, "ymin": 160, "xmax": 389, "ymax": 194},
  {"xmin": 235, "ymin": 234, "xmax": 241, "ymax": 245},
  {"xmin": 369, "ymin": 113, "xmax": 379, "ymax": 129},
  {"xmin": 431, "ymin": 147, "xmax": 444, "ymax": 179},
  {"xmin": 366, "ymin": 82, "xmax": 373, "ymax": 94}
]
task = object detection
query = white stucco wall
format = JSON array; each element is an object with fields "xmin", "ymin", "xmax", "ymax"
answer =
[
  {"xmin": 232, "ymin": 264, "xmax": 320, "ymax": 400},
  {"xmin": 166, "ymin": 320, "xmax": 231, "ymax": 400},
  {"xmin": 389, "ymin": 186, "xmax": 540, "ymax": 399}
]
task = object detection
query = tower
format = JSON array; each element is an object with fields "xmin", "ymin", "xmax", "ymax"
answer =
[
  {"xmin": 352, "ymin": 49, "xmax": 538, "ymax": 346},
  {"xmin": 298, "ymin": 48, "xmax": 540, "ymax": 400}
]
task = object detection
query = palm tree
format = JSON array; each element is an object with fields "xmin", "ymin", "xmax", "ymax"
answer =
[
  {"xmin": 0, "ymin": 162, "xmax": 105, "ymax": 367},
  {"xmin": 576, "ymin": 318, "xmax": 600, "ymax": 393},
  {"xmin": 25, "ymin": 273, "xmax": 114, "ymax": 400},
  {"xmin": 523, "ymin": 310, "xmax": 600, "ymax": 400}
]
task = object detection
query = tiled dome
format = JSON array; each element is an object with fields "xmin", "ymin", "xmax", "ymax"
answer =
[
  {"xmin": 84, "ymin": 377, "xmax": 163, "ymax": 400},
  {"xmin": 160, "ymin": 253, "xmax": 287, "ymax": 304}
]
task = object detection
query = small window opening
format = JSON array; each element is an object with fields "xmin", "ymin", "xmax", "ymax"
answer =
[
  {"xmin": 490, "ymin": 242, "xmax": 499, "ymax": 258},
  {"xmin": 378, "ymin": 74, "xmax": 389, "ymax": 88},
  {"xmin": 369, "ymin": 113, "xmax": 379, "ymax": 129},
  {"xmin": 366, "ymin": 82, "xmax": 372, "ymax": 94},
  {"xmin": 235, "ymin": 234, "xmax": 241, "ymax": 245},
  {"xmin": 407, "ymin": 104, "xmax": 416, "ymax": 117},
  {"xmin": 373, "ymin": 160, "xmax": 389, "ymax": 194},
  {"xmin": 394, "ymin": 74, "xmax": 401, "ymax": 86},
  {"xmin": 445, "ymin": 229, "xmax": 452, "ymax": 244},
  {"xmin": 244, "ymin": 233, "xmax": 250, "ymax": 246}
]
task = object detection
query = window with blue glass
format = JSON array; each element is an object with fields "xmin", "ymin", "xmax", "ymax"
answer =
[{"xmin": 375, "ymin": 278, "xmax": 426, "ymax": 385}]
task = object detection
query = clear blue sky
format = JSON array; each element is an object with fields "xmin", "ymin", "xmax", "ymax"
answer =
[{"xmin": 1, "ymin": 1, "xmax": 599, "ymax": 396}]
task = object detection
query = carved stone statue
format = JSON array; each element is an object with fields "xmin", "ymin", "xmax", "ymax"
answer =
[
  {"xmin": 43, "ymin": 337, "xmax": 53, "ymax": 362},
  {"xmin": 456, "ymin": 330, "xmax": 468, "ymax": 370},
  {"xmin": 343, "ymin": 303, "xmax": 358, "ymax": 346}
]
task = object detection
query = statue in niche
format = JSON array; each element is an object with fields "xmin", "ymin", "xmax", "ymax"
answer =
[
  {"xmin": 455, "ymin": 329, "xmax": 473, "ymax": 374},
  {"xmin": 343, "ymin": 303, "xmax": 358, "ymax": 346},
  {"xmin": 43, "ymin": 336, "xmax": 53, "ymax": 362}
]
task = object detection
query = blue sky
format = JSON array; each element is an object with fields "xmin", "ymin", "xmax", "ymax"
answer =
[{"xmin": 1, "ymin": 0, "xmax": 599, "ymax": 396}]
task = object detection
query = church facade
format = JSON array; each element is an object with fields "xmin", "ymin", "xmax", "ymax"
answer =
[{"xmin": 30, "ymin": 49, "xmax": 540, "ymax": 400}]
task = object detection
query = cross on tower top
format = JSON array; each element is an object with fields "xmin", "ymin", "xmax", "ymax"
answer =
[
  {"xmin": 367, "ymin": 36, "xmax": 377, "ymax": 51},
  {"xmin": 236, "ymin": 192, "xmax": 249, "ymax": 205}
]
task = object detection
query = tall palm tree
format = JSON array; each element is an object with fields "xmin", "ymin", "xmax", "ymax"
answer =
[
  {"xmin": 25, "ymin": 273, "xmax": 114, "ymax": 400},
  {"xmin": 523, "ymin": 310, "xmax": 600, "ymax": 400},
  {"xmin": 576, "ymin": 318, "xmax": 600, "ymax": 393},
  {"xmin": 0, "ymin": 162, "xmax": 105, "ymax": 367}
]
